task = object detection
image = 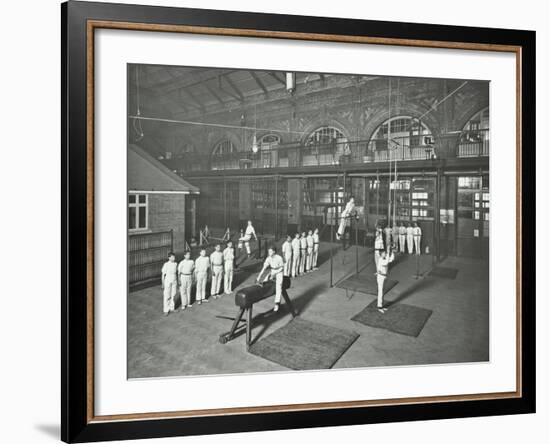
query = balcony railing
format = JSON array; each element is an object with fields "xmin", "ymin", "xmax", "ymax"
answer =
[
  {"xmin": 457, "ymin": 129, "xmax": 490, "ymax": 157},
  {"xmin": 162, "ymin": 132, "xmax": 487, "ymax": 174}
]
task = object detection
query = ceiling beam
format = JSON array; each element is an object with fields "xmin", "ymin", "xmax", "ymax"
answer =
[
  {"xmin": 249, "ymin": 71, "xmax": 268, "ymax": 95},
  {"xmin": 178, "ymin": 89, "xmax": 203, "ymax": 112},
  {"xmin": 269, "ymin": 72, "xmax": 286, "ymax": 86},
  {"xmin": 202, "ymin": 81, "xmax": 226, "ymax": 106},
  {"xmin": 222, "ymin": 74, "xmax": 244, "ymax": 101}
]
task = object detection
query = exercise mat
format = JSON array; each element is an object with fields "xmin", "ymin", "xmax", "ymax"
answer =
[
  {"xmin": 249, "ymin": 317, "xmax": 359, "ymax": 370},
  {"xmin": 351, "ymin": 300, "xmax": 432, "ymax": 337}
]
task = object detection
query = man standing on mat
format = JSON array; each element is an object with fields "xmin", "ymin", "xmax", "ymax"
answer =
[
  {"xmin": 374, "ymin": 226, "xmax": 385, "ymax": 270},
  {"xmin": 291, "ymin": 232, "xmax": 301, "ymax": 277},
  {"xmin": 282, "ymin": 234, "xmax": 293, "ymax": 277},
  {"xmin": 376, "ymin": 248, "xmax": 395, "ymax": 314},
  {"xmin": 256, "ymin": 246, "xmax": 284, "ymax": 312}
]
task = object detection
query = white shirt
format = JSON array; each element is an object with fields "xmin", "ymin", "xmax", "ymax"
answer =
[
  {"xmin": 413, "ymin": 227, "xmax": 422, "ymax": 236},
  {"xmin": 161, "ymin": 261, "xmax": 178, "ymax": 282},
  {"xmin": 195, "ymin": 256, "xmax": 210, "ymax": 273},
  {"xmin": 245, "ymin": 225, "xmax": 256, "ymax": 238},
  {"xmin": 177, "ymin": 259, "xmax": 194, "ymax": 275},
  {"xmin": 210, "ymin": 251, "xmax": 224, "ymax": 267},
  {"xmin": 313, "ymin": 233, "xmax": 319, "ymax": 244},
  {"xmin": 306, "ymin": 235, "xmax": 314, "ymax": 248},
  {"xmin": 374, "ymin": 230, "xmax": 384, "ymax": 250},
  {"xmin": 406, "ymin": 226, "xmax": 414, "ymax": 236},
  {"xmin": 399, "ymin": 226, "xmax": 406, "ymax": 235},
  {"xmin": 263, "ymin": 254, "xmax": 284, "ymax": 275},
  {"xmin": 223, "ymin": 247, "xmax": 234, "ymax": 262},
  {"xmin": 282, "ymin": 241, "xmax": 293, "ymax": 258},
  {"xmin": 300, "ymin": 237, "xmax": 307, "ymax": 249},
  {"xmin": 291, "ymin": 238, "xmax": 301, "ymax": 252},
  {"xmin": 376, "ymin": 253, "xmax": 395, "ymax": 276}
]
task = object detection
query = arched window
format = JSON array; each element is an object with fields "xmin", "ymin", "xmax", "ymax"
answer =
[
  {"xmin": 369, "ymin": 116, "xmax": 433, "ymax": 162},
  {"xmin": 259, "ymin": 134, "xmax": 281, "ymax": 149},
  {"xmin": 458, "ymin": 108, "xmax": 489, "ymax": 157},
  {"xmin": 304, "ymin": 126, "xmax": 348, "ymax": 166},
  {"xmin": 211, "ymin": 140, "xmax": 238, "ymax": 170},
  {"xmin": 306, "ymin": 126, "xmax": 346, "ymax": 146}
]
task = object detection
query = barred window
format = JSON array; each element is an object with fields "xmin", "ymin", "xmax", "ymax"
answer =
[{"xmin": 306, "ymin": 126, "xmax": 346, "ymax": 145}]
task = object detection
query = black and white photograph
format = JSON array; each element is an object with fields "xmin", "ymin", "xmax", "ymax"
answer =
[{"xmin": 127, "ymin": 65, "xmax": 490, "ymax": 378}]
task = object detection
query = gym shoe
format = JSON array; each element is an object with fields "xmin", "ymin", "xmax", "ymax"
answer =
[{"xmin": 273, "ymin": 304, "xmax": 279, "ymax": 312}]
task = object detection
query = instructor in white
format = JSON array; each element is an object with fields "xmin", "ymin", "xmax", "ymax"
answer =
[
  {"xmin": 223, "ymin": 240, "xmax": 235, "ymax": 294},
  {"xmin": 257, "ymin": 246, "xmax": 284, "ymax": 312},
  {"xmin": 282, "ymin": 234, "xmax": 293, "ymax": 276},
  {"xmin": 376, "ymin": 248, "xmax": 395, "ymax": 313}
]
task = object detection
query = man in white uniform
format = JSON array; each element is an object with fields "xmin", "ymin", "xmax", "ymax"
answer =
[
  {"xmin": 376, "ymin": 248, "xmax": 395, "ymax": 313},
  {"xmin": 384, "ymin": 224, "xmax": 393, "ymax": 254},
  {"xmin": 256, "ymin": 246, "xmax": 284, "ymax": 312},
  {"xmin": 243, "ymin": 220, "xmax": 258, "ymax": 258},
  {"xmin": 392, "ymin": 224, "xmax": 400, "ymax": 253},
  {"xmin": 337, "ymin": 197, "xmax": 355, "ymax": 240},
  {"xmin": 306, "ymin": 230, "xmax": 314, "ymax": 272},
  {"xmin": 398, "ymin": 222, "xmax": 406, "ymax": 253},
  {"xmin": 374, "ymin": 226, "xmax": 385, "ymax": 270},
  {"xmin": 312, "ymin": 228, "xmax": 320, "ymax": 270},
  {"xmin": 223, "ymin": 240, "xmax": 235, "ymax": 294},
  {"xmin": 413, "ymin": 222, "xmax": 422, "ymax": 255},
  {"xmin": 194, "ymin": 248, "xmax": 210, "ymax": 305},
  {"xmin": 282, "ymin": 235, "xmax": 293, "ymax": 277},
  {"xmin": 299, "ymin": 231, "xmax": 307, "ymax": 275},
  {"xmin": 177, "ymin": 251, "xmax": 194, "ymax": 311},
  {"xmin": 161, "ymin": 252, "xmax": 178, "ymax": 316},
  {"xmin": 291, "ymin": 232, "xmax": 301, "ymax": 277},
  {"xmin": 406, "ymin": 223, "xmax": 414, "ymax": 254},
  {"xmin": 210, "ymin": 244, "xmax": 224, "ymax": 299}
]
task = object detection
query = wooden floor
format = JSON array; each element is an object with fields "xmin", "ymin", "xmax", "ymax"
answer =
[{"xmin": 127, "ymin": 243, "xmax": 489, "ymax": 378}]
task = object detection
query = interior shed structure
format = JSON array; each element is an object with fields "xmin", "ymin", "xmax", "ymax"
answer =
[{"xmin": 126, "ymin": 64, "xmax": 490, "ymax": 378}]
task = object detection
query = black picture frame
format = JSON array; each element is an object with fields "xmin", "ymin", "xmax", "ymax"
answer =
[{"xmin": 61, "ymin": 1, "xmax": 536, "ymax": 442}]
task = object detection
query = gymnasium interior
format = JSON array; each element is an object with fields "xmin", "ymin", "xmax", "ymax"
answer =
[{"xmin": 127, "ymin": 65, "xmax": 490, "ymax": 378}]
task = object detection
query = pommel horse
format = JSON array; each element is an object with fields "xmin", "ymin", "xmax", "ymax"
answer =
[{"xmin": 219, "ymin": 276, "xmax": 297, "ymax": 350}]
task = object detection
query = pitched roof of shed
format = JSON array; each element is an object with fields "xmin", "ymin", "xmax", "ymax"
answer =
[{"xmin": 128, "ymin": 144, "xmax": 199, "ymax": 194}]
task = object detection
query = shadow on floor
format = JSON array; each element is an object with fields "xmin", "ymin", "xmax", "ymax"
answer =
[
  {"xmin": 387, "ymin": 276, "xmax": 436, "ymax": 306},
  {"xmin": 34, "ymin": 424, "xmax": 59, "ymax": 440}
]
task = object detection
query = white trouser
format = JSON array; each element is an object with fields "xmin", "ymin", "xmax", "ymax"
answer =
[
  {"xmin": 163, "ymin": 279, "xmax": 177, "ymax": 313},
  {"xmin": 306, "ymin": 247, "xmax": 313, "ymax": 271},
  {"xmin": 414, "ymin": 236, "xmax": 421, "ymax": 255},
  {"xmin": 211, "ymin": 265, "xmax": 223, "ymax": 295},
  {"xmin": 245, "ymin": 241, "xmax": 251, "ymax": 255},
  {"xmin": 195, "ymin": 272, "xmax": 207, "ymax": 301},
  {"xmin": 299, "ymin": 249, "xmax": 307, "ymax": 274},
  {"xmin": 399, "ymin": 235, "xmax": 406, "ymax": 253},
  {"xmin": 407, "ymin": 235, "xmax": 414, "ymax": 254},
  {"xmin": 283, "ymin": 255, "xmax": 292, "ymax": 276},
  {"xmin": 376, "ymin": 273, "xmax": 386, "ymax": 308},
  {"xmin": 270, "ymin": 271, "xmax": 283, "ymax": 304},
  {"xmin": 224, "ymin": 262, "xmax": 234, "ymax": 293},
  {"xmin": 374, "ymin": 250, "xmax": 382, "ymax": 269},
  {"xmin": 337, "ymin": 217, "xmax": 347, "ymax": 236},
  {"xmin": 179, "ymin": 275, "xmax": 192, "ymax": 307},
  {"xmin": 291, "ymin": 250, "xmax": 300, "ymax": 277},
  {"xmin": 313, "ymin": 244, "xmax": 319, "ymax": 268}
]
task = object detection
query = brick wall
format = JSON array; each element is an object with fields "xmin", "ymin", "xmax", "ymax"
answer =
[{"xmin": 147, "ymin": 193, "xmax": 186, "ymax": 254}]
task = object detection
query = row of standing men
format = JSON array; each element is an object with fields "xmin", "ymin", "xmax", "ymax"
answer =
[{"xmin": 378, "ymin": 222, "xmax": 423, "ymax": 255}]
